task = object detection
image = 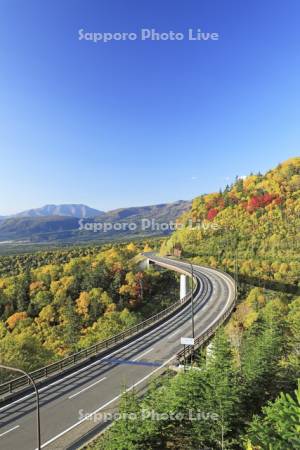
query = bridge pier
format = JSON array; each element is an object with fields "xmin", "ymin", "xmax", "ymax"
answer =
[
  {"xmin": 180, "ymin": 274, "xmax": 189, "ymax": 300},
  {"xmin": 146, "ymin": 258, "xmax": 156, "ymax": 270},
  {"xmin": 145, "ymin": 259, "xmax": 190, "ymax": 300}
]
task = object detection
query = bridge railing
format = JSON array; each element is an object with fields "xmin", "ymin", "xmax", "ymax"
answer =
[{"xmin": 0, "ymin": 263, "xmax": 198, "ymax": 398}]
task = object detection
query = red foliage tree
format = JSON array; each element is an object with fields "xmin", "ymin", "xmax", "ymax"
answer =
[
  {"xmin": 246, "ymin": 193, "xmax": 281, "ymax": 212},
  {"xmin": 207, "ymin": 208, "xmax": 218, "ymax": 221}
]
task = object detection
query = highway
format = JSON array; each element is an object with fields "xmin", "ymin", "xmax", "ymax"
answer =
[{"xmin": 0, "ymin": 255, "xmax": 235, "ymax": 450}]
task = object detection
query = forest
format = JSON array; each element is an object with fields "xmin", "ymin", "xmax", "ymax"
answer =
[
  {"xmin": 91, "ymin": 286, "xmax": 299, "ymax": 449},
  {"xmin": 88, "ymin": 157, "xmax": 300, "ymax": 449},
  {"xmin": 0, "ymin": 240, "xmax": 178, "ymax": 376},
  {"xmin": 0, "ymin": 158, "xmax": 299, "ymax": 449},
  {"xmin": 161, "ymin": 157, "xmax": 300, "ymax": 290}
]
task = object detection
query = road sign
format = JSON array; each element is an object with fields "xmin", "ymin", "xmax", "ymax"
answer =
[{"xmin": 181, "ymin": 337, "xmax": 195, "ymax": 346}]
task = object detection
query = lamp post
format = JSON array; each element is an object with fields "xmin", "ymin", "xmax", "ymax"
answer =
[
  {"xmin": 178, "ymin": 256, "xmax": 195, "ymax": 362},
  {"xmin": 188, "ymin": 260, "xmax": 195, "ymax": 362},
  {"xmin": 188, "ymin": 261, "xmax": 195, "ymax": 341},
  {"xmin": 0, "ymin": 364, "xmax": 41, "ymax": 449}
]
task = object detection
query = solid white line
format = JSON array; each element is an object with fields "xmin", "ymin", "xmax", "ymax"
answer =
[
  {"xmin": 2, "ymin": 260, "xmax": 233, "ymax": 449},
  {"xmin": 132, "ymin": 347, "xmax": 154, "ymax": 362},
  {"xmin": 0, "ymin": 358, "xmax": 104, "ymax": 412},
  {"xmin": 0, "ymin": 425, "xmax": 20, "ymax": 438},
  {"xmin": 36, "ymin": 354, "xmax": 176, "ymax": 449},
  {"xmin": 169, "ymin": 328, "xmax": 182, "ymax": 338},
  {"xmin": 68, "ymin": 377, "xmax": 106, "ymax": 400},
  {"xmin": 0, "ymin": 306, "xmax": 178, "ymax": 412},
  {"xmin": 0, "ymin": 272, "xmax": 203, "ymax": 413}
]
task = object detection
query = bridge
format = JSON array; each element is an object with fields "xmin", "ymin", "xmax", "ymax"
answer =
[{"xmin": 0, "ymin": 254, "xmax": 236, "ymax": 449}]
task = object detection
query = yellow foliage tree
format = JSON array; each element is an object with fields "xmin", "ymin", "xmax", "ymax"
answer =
[{"xmin": 6, "ymin": 311, "xmax": 28, "ymax": 330}]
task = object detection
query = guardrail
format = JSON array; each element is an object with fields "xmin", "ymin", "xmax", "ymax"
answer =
[
  {"xmin": 0, "ymin": 260, "xmax": 199, "ymax": 398},
  {"xmin": 176, "ymin": 270, "xmax": 236, "ymax": 361}
]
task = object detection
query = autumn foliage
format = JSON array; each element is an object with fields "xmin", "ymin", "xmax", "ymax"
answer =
[{"xmin": 6, "ymin": 311, "xmax": 28, "ymax": 330}]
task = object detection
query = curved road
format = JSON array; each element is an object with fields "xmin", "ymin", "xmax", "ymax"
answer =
[{"xmin": 0, "ymin": 255, "xmax": 235, "ymax": 450}]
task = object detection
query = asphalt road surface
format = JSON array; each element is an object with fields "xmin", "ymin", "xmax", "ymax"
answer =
[{"xmin": 0, "ymin": 255, "xmax": 235, "ymax": 450}]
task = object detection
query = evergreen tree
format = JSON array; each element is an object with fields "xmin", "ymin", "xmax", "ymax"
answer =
[{"xmin": 245, "ymin": 381, "xmax": 300, "ymax": 450}]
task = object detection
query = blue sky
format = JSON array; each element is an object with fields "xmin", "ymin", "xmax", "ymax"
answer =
[{"xmin": 0, "ymin": 0, "xmax": 299, "ymax": 215}]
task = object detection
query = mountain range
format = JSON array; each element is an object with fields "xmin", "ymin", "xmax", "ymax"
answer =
[{"xmin": 0, "ymin": 200, "xmax": 191, "ymax": 245}]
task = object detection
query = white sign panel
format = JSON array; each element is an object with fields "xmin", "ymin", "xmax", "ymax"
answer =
[{"xmin": 181, "ymin": 337, "xmax": 195, "ymax": 346}]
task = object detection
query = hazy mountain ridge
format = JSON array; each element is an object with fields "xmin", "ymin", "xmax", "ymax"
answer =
[
  {"xmin": 0, "ymin": 200, "xmax": 191, "ymax": 244},
  {"xmin": 14, "ymin": 204, "xmax": 104, "ymax": 219},
  {"xmin": 96, "ymin": 201, "xmax": 191, "ymax": 222}
]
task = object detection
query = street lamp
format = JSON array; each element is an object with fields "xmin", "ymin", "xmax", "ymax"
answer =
[
  {"xmin": 188, "ymin": 260, "xmax": 195, "ymax": 340},
  {"xmin": 178, "ymin": 256, "xmax": 195, "ymax": 362},
  {"xmin": 188, "ymin": 260, "xmax": 195, "ymax": 362},
  {"xmin": 0, "ymin": 364, "xmax": 41, "ymax": 449}
]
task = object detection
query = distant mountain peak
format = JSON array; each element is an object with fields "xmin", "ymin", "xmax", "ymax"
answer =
[{"xmin": 14, "ymin": 204, "xmax": 104, "ymax": 219}]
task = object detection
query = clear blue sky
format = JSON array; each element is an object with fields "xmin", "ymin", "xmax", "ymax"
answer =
[{"xmin": 0, "ymin": 0, "xmax": 299, "ymax": 215}]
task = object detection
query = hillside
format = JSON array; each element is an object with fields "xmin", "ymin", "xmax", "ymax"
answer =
[
  {"xmin": 161, "ymin": 157, "xmax": 300, "ymax": 289},
  {"xmin": 0, "ymin": 216, "xmax": 79, "ymax": 241},
  {"xmin": 95, "ymin": 200, "xmax": 191, "ymax": 222},
  {"xmin": 86, "ymin": 159, "xmax": 300, "ymax": 449}
]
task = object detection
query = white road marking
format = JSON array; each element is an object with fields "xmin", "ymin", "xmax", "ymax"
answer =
[
  {"xmin": 35, "ymin": 354, "xmax": 176, "ymax": 449},
  {"xmin": 0, "ymin": 425, "xmax": 20, "ymax": 438},
  {"xmin": 3, "ymin": 259, "xmax": 235, "ymax": 450},
  {"xmin": 132, "ymin": 347, "xmax": 154, "ymax": 361},
  {"xmin": 0, "ymin": 272, "xmax": 203, "ymax": 413},
  {"xmin": 68, "ymin": 377, "xmax": 106, "ymax": 399},
  {"xmin": 0, "ymin": 303, "xmax": 185, "ymax": 413},
  {"xmin": 169, "ymin": 328, "xmax": 182, "ymax": 338}
]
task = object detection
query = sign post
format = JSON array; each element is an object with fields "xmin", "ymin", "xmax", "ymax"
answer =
[
  {"xmin": 180, "ymin": 337, "xmax": 195, "ymax": 346},
  {"xmin": 181, "ymin": 337, "xmax": 195, "ymax": 369}
]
